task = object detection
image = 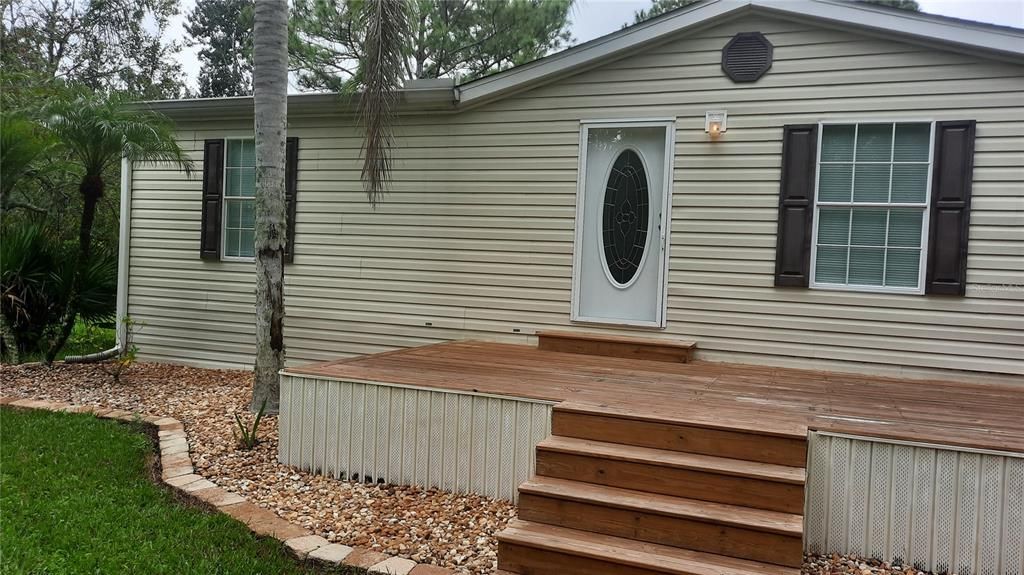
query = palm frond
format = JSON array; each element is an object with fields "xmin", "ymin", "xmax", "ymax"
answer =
[
  {"xmin": 357, "ymin": 0, "xmax": 410, "ymax": 206},
  {"xmin": 0, "ymin": 114, "xmax": 59, "ymax": 199},
  {"xmin": 39, "ymin": 94, "xmax": 195, "ymax": 179}
]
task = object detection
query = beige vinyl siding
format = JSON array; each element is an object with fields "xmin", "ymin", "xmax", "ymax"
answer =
[{"xmin": 127, "ymin": 14, "xmax": 1024, "ymax": 378}]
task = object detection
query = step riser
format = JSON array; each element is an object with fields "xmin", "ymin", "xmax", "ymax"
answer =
[
  {"xmin": 552, "ymin": 411, "xmax": 807, "ymax": 467},
  {"xmin": 499, "ymin": 542, "xmax": 679, "ymax": 575},
  {"xmin": 537, "ymin": 333, "xmax": 694, "ymax": 363},
  {"xmin": 536, "ymin": 450, "xmax": 804, "ymax": 514},
  {"xmin": 518, "ymin": 493, "xmax": 803, "ymax": 567}
]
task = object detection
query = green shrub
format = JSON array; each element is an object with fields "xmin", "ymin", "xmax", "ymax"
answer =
[
  {"xmin": 0, "ymin": 220, "xmax": 116, "ymax": 359},
  {"xmin": 66, "ymin": 321, "xmax": 117, "ymax": 358},
  {"xmin": 233, "ymin": 399, "xmax": 268, "ymax": 450}
]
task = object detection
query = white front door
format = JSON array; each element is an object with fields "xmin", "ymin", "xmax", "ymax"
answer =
[{"xmin": 572, "ymin": 121, "xmax": 674, "ymax": 327}]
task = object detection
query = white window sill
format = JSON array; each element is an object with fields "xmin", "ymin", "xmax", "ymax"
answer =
[{"xmin": 809, "ymin": 282, "xmax": 925, "ymax": 295}]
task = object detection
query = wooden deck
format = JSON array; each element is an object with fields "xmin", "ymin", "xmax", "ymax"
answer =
[
  {"xmin": 287, "ymin": 338, "xmax": 1023, "ymax": 574},
  {"xmin": 289, "ymin": 340, "xmax": 1024, "ymax": 454}
]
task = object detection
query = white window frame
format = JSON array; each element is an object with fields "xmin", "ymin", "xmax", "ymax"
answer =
[
  {"xmin": 809, "ymin": 120, "xmax": 935, "ymax": 295},
  {"xmin": 570, "ymin": 118, "xmax": 676, "ymax": 328},
  {"xmin": 221, "ymin": 137, "xmax": 256, "ymax": 262}
]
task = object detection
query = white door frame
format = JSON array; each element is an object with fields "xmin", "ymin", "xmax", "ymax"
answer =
[{"xmin": 570, "ymin": 118, "xmax": 676, "ymax": 328}]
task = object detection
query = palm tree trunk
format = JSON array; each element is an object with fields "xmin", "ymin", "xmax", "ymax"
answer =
[
  {"xmin": 78, "ymin": 175, "xmax": 104, "ymax": 260},
  {"xmin": 45, "ymin": 174, "xmax": 105, "ymax": 364},
  {"xmin": 251, "ymin": 0, "xmax": 289, "ymax": 413}
]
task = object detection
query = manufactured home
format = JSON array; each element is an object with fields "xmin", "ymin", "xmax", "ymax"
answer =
[{"xmin": 130, "ymin": 1, "xmax": 1023, "ymax": 574}]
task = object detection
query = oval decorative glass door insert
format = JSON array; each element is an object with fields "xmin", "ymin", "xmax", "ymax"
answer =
[{"xmin": 602, "ymin": 149, "xmax": 650, "ymax": 285}]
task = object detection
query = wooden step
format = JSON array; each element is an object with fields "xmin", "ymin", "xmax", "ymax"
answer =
[
  {"xmin": 497, "ymin": 519, "xmax": 798, "ymax": 575},
  {"xmin": 535, "ymin": 436, "xmax": 805, "ymax": 514},
  {"xmin": 517, "ymin": 477, "xmax": 803, "ymax": 567},
  {"xmin": 553, "ymin": 403, "xmax": 808, "ymax": 467},
  {"xmin": 537, "ymin": 331, "xmax": 696, "ymax": 363}
]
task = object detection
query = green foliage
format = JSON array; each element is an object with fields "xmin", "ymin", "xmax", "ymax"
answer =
[
  {"xmin": 861, "ymin": 0, "xmax": 921, "ymax": 9},
  {"xmin": 0, "ymin": 220, "xmax": 116, "ymax": 358},
  {"xmin": 233, "ymin": 398, "xmax": 268, "ymax": 450},
  {"xmin": 630, "ymin": 0, "xmax": 699, "ymax": 25},
  {"xmin": 0, "ymin": 0, "xmax": 186, "ymax": 100},
  {"xmin": 0, "ymin": 113, "xmax": 57, "ymax": 212},
  {"xmin": 67, "ymin": 321, "xmax": 118, "ymax": 356},
  {"xmin": 629, "ymin": 0, "xmax": 919, "ymax": 24},
  {"xmin": 0, "ymin": 221, "xmax": 63, "ymax": 355},
  {"xmin": 41, "ymin": 94, "xmax": 195, "ymax": 181},
  {"xmin": 186, "ymin": 0, "xmax": 255, "ymax": 97},
  {"xmin": 290, "ymin": 0, "xmax": 575, "ymax": 91},
  {"xmin": 1, "ymin": 408, "xmax": 366, "ymax": 574},
  {"xmin": 37, "ymin": 93, "xmax": 193, "ymax": 363}
]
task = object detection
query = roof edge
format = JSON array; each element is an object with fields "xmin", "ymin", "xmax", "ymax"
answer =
[
  {"xmin": 456, "ymin": 0, "xmax": 748, "ymax": 106},
  {"xmin": 456, "ymin": 0, "xmax": 1024, "ymax": 106},
  {"xmin": 144, "ymin": 0, "xmax": 1024, "ymax": 118},
  {"xmin": 142, "ymin": 87, "xmax": 456, "ymax": 119}
]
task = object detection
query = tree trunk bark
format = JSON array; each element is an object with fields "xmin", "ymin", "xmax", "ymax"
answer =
[{"xmin": 251, "ymin": 0, "xmax": 289, "ymax": 413}]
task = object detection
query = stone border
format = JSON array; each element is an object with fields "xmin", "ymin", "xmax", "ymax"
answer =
[{"xmin": 0, "ymin": 396, "xmax": 455, "ymax": 575}]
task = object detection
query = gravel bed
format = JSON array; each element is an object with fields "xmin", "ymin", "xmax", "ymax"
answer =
[
  {"xmin": 803, "ymin": 554, "xmax": 936, "ymax": 575},
  {"xmin": 3, "ymin": 362, "xmax": 939, "ymax": 575}
]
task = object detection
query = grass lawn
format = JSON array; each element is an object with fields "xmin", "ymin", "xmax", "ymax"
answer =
[{"xmin": 1, "ymin": 407, "xmax": 365, "ymax": 575}]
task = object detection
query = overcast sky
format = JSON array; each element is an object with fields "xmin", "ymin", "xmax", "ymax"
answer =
[{"xmin": 167, "ymin": 0, "xmax": 1024, "ymax": 92}]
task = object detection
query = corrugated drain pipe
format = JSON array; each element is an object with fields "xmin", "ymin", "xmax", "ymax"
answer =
[{"xmin": 64, "ymin": 347, "xmax": 120, "ymax": 363}]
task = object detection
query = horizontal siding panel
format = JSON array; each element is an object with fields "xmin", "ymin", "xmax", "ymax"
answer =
[
  {"xmin": 667, "ymin": 296, "xmax": 1023, "ymax": 331},
  {"xmin": 461, "ymin": 103, "xmax": 1024, "ymax": 125},
  {"xmin": 666, "ymin": 318, "xmax": 1022, "ymax": 362},
  {"xmin": 128, "ymin": 14, "xmax": 1024, "ymax": 378},
  {"xmin": 602, "ymin": 43, "xmax": 959, "ymax": 72},
  {"xmin": 542, "ymin": 67, "xmax": 1024, "ymax": 98},
  {"xmin": 690, "ymin": 334, "xmax": 1020, "ymax": 374},
  {"xmin": 667, "ymin": 284, "xmax": 1023, "ymax": 314},
  {"xmin": 669, "ymin": 309, "xmax": 1023, "ymax": 347}
]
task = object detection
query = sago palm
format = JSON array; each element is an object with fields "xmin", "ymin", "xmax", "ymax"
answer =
[{"xmin": 40, "ymin": 95, "xmax": 194, "ymax": 362}]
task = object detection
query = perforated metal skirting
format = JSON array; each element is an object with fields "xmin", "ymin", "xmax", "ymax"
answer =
[
  {"xmin": 279, "ymin": 374, "xmax": 553, "ymax": 502},
  {"xmin": 806, "ymin": 432, "xmax": 1024, "ymax": 575}
]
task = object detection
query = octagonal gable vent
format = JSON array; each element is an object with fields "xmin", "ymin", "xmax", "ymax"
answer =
[{"xmin": 722, "ymin": 32, "xmax": 773, "ymax": 82}]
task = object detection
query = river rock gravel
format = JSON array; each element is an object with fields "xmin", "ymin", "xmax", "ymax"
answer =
[
  {"xmin": 3, "ymin": 361, "xmax": 938, "ymax": 575},
  {"xmin": 802, "ymin": 554, "xmax": 938, "ymax": 575}
]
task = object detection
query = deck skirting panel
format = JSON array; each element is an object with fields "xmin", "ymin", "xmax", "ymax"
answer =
[
  {"xmin": 279, "ymin": 373, "xmax": 553, "ymax": 501},
  {"xmin": 805, "ymin": 431, "xmax": 1024, "ymax": 575}
]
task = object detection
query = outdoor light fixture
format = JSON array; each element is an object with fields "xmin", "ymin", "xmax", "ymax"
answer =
[{"xmin": 705, "ymin": 110, "xmax": 727, "ymax": 137}]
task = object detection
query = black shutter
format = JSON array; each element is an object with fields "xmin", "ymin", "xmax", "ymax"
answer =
[
  {"xmin": 284, "ymin": 137, "xmax": 299, "ymax": 263},
  {"xmin": 774, "ymin": 125, "xmax": 819, "ymax": 287},
  {"xmin": 200, "ymin": 139, "xmax": 225, "ymax": 260},
  {"xmin": 926, "ymin": 120, "xmax": 976, "ymax": 296}
]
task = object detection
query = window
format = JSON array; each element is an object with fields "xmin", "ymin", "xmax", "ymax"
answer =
[
  {"xmin": 602, "ymin": 149, "xmax": 650, "ymax": 286},
  {"xmin": 223, "ymin": 139, "xmax": 256, "ymax": 259},
  {"xmin": 812, "ymin": 122, "xmax": 933, "ymax": 292}
]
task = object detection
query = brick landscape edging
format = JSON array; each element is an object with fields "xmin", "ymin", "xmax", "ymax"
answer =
[{"xmin": 0, "ymin": 396, "xmax": 454, "ymax": 575}]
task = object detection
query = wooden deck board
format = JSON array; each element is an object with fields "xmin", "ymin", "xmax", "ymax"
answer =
[{"xmin": 287, "ymin": 341, "xmax": 1024, "ymax": 453}]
